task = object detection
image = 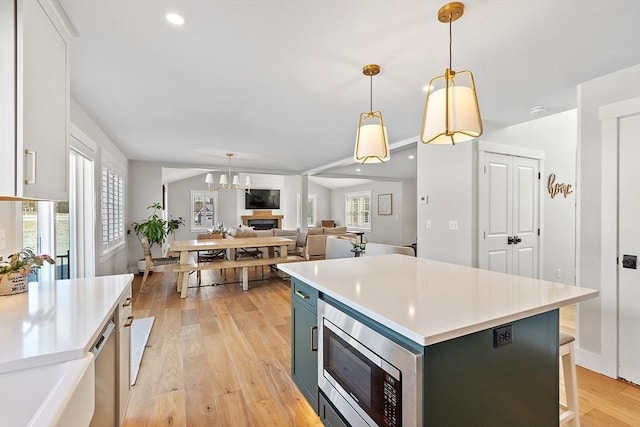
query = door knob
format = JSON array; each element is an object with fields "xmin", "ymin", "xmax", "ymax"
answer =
[
  {"xmin": 622, "ymin": 254, "xmax": 637, "ymax": 269},
  {"xmin": 507, "ymin": 236, "xmax": 515, "ymax": 245},
  {"xmin": 514, "ymin": 236, "xmax": 522, "ymax": 244}
]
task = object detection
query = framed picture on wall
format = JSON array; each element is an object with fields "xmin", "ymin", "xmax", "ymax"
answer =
[{"xmin": 378, "ymin": 193, "xmax": 392, "ymax": 215}]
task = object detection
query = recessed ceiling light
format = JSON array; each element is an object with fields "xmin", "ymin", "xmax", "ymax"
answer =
[
  {"xmin": 166, "ymin": 13, "xmax": 185, "ymax": 25},
  {"xmin": 356, "ymin": 168, "xmax": 361, "ymax": 172},
  {"xmin": 530, "ymin": 106, "xmax": 547, "ymax": 115},
  {"xmin": 422, "ymin": 84, "xmax": 434, "ymax": 92},
  {"xmin": 408, "ymin": 155, "xmax": 415, "ymax": 160}
]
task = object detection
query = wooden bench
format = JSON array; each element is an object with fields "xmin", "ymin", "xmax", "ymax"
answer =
[{"xmin": 173, "ymin": 255, "xmax": 304, "ymax": 297}]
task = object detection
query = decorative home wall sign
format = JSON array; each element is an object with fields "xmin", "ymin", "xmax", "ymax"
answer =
[
  {"xmin": 378, "ymin": 193, "xmax": 392, "ymax": 215},
  {"xmin": 547, "ymin": 173, "xmax": 573, "ymax": 198}
]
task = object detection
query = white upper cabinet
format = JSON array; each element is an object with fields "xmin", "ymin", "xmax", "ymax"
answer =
[
  {"xmin": 0, "ymin": 1, "xmax": 17, "ymax": 197},
  {"xmin": 19, "ymin": 0, "xmax": 75, "ymax": 200}
]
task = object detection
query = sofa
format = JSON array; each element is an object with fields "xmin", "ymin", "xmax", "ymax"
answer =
[
  {"xmin": 225, "ymin": 225, "xmax": 355, "ymax": 261},
  {"xmin": 226, "ymin": 226, "xmax": 304, "ymax": 258}
]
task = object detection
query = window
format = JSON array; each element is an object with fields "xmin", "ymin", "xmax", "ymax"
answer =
[
  {"xmin": 101, "ymin": 162, "xmax": 125, "ymax": 254},
  {"xmin": 297, "ymin": 193, "xmax": 317, "ymax": 228},
  {"xmin": 191, "ymin": 191, "xmax": 217, "ymax": 231},
  {"xmin": 345, "ymin": 190, "xmax": 371, "ymax": 231},
  {"xmin": 69, "ymin": 143, "xmax": 95, "ymax": 278}
]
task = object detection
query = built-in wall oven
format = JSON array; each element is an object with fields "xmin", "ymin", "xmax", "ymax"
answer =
[{"xmin": 318, "ymin": 300, "xmax": 423, "ymax": 427}]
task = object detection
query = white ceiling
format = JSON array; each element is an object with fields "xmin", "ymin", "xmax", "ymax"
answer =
[{"xmin": 64, "ymin": 0, "xmax": 640, "ymax": 180}]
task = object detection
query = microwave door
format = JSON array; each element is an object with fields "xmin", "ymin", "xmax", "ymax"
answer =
[{"xmin": 323, "ymin": 318, "xmax": 401, "ymax": 427}]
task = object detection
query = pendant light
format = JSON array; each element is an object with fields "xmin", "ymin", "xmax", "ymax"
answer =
[
  {"xmin": 205, "ymin": 153, "xmax": 251, "ymax": 194},
  {"xmin": 420, "ymin": 2, "xmax": 482, "ymax": 145},
  {"xmin": 354, "ymin": 64, "xmax": 390, "ymax": 163}
]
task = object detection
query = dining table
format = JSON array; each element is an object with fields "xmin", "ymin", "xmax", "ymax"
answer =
[{"xmin": 169, "ymin": 236, "xmax": 295, "ymax": 296}]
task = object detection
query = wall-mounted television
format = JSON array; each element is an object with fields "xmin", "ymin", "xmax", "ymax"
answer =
[{"xmin": 245, "ymin": 189, "xmax": 281, "ymax": 210}]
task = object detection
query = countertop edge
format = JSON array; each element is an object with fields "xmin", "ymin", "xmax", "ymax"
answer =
[
  {"xmin": 0, "ymin": 273, "xmax": 134, "ymax": 373},
  {"xmin": 279, "ymin": 264, "xmax": 599, "ymax": 346}
]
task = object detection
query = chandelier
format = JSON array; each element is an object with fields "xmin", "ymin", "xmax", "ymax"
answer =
[
  {"xmin": 420, "ymin": 2, "xmax": 482, "ymax": 145},
  {"xmin": 354, "ymin": 64, "xmax": 390, "ymax": 163},
  {"xmin": 205, "ymin": 153, "xmax": 251, "ymax": 194}
]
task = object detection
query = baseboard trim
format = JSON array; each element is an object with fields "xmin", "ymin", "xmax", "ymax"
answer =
[{"xmin": 575, "ymin": 346, "xmax": 603, "ymax": 375}]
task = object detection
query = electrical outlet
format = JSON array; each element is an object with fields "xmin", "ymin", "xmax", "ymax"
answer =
[
  {"xmin": 426, "ymin": 220, "xmax": 432, "ymax": 229},
  {"xmin": 493, "ymin": 325, "xmax": 513, "ymax": 348},
  {"xmin": 449, "ymin": 220, "xmax": 458, "ymax": 231}
]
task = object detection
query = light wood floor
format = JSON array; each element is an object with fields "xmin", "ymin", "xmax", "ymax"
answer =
[{"xmin": 124, "ymin": 269, "xmax": 640, "ymax": 427}]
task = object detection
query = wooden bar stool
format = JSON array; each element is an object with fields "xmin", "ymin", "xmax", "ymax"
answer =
[{"xmin": 559, "ymin": 332, "xmax": 580, "ymax": 426}]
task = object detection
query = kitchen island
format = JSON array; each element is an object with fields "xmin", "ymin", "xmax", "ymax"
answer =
[
  {"xmin": 279, "ymin": 255, "xmax": 598, "ymax": 426},
  {"xmin": 0, "ymin": 274, "xmax": 133, "ymax": 426}
]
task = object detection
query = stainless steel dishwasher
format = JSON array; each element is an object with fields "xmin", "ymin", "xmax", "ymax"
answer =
[{"xmin": 89, "ymin": 318, "xmax": 117, "ymax": 427}]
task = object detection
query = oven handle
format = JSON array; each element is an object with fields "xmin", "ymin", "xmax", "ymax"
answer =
[{"xmin": 311, "ymin": 326, "xmax": 318, "ymax": 352}]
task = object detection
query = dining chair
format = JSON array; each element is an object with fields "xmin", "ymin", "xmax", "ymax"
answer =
[
  {"xmin": 139, "ymin": 236, "xmax": 179, "ymax": 294},
  {"xmin": 196, "ymin": 233, "xmax": 226, "ymax": 285},
  {"xmin": 325, "ymin": 236, "xmax": 354, "ymax": 259},
  {"xmin": 364, "ymin": 243, "xmax": 415, "ymax": 257}
]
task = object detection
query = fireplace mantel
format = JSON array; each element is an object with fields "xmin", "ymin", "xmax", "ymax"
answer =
[{"xmin": 241, "ymin": 210, "xmax": 283, "ymax": 230}]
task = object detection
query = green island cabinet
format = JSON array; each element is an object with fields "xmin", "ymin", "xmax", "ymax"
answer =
[
  {"xmin": 290, "ymin": 277, "xmax": 319, "ymax": 413},
  {"xmin": 284, "ymin": 255, "xmax": 596, "ymax": 426},
  {"xmin": 291, "ymin": 278, "xmax": 563, "ymax": 426},
  {"xmin": 291, "ymin": 278, "xmax": 346, "ymax": 426}
]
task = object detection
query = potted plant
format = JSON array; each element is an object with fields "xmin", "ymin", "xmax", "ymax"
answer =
[
  {"xmin": 0, "ymin": 247, "xmax": 55, "ymax": 295},
  {"xmin": 167, "ymin": 215, "xmax": 185, "ymax": 241},
  {"xmin": 350, "ymin": 237, "xmax": 367, "ymax": 257},
  {"xmin": 131, "ymin": 203, "xmax": 178, "ymax": 273}
]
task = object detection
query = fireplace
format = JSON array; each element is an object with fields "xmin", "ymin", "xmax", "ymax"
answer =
[
  {"xmin": 247, "ymin": 219, "xmax": 279, "ymax": 230},
  {"xmin": 241, "ymin": 211, "xmax": 283, "ymax": 230}
]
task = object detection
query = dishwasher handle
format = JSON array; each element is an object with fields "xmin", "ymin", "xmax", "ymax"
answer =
[{"xmin": 90, "ymin": 320, "xmax": 116, "ymax": 357}]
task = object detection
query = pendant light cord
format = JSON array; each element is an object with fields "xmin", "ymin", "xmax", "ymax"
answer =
[
  {"xmin": 449, "ymin": 14, "xmax": 453, "ymax": 71},
  {"xmin": 370, "ymin": 73, "xmax": 373, "ymax": 112}
]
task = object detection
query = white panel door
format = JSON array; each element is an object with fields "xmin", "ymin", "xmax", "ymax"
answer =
[
  {"xmin": 483, "ymin": 154, "xmax": 512, "ymax": 274},
  {"xmin": 618, "ymin": 113, "xmax": 640, "ymax": 385},
  {"xmin": 479, "ymin": 152, "xmax": 540, "ymax": 278},
  {"xmin": 512, "ymin": 157, "xmax": 540, "ymax": 278}
]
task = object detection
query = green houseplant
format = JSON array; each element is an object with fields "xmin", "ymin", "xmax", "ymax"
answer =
[
  {"xmin": 131, "ymin": 203, "xmax": 170, "ymax": 249},
  {"xmin": 0, "ymin": 247, "xmax": 55, "ymax": 295},
  {"xmin": 131, "ymin": 203, "xmax": 184, "ymax": 273}
]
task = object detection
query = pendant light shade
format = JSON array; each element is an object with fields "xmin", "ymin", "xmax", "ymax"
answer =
[
  {"xmin": 354, "ymin": 64, "xmax": 390, "ymax": 163},
  {"xmin": 421, "ymin": 2, "xmax": 482, "ymax": 145},
  {"xmin": 421, "ymin": 69, "xmax": 482, "ymax": 144},
  {"xmin": 355, "ymin": 114, "xmax": 390, "ymax": 163}
]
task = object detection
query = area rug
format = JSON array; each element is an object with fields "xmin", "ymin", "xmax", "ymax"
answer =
[{"xmin": 130, "ymin": 316, "xmax": 154, "ymax": 386}]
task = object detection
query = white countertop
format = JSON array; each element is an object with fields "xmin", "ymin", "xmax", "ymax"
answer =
[
  {"xmin": 279, "ymin": 255, "xmax": 598, "ymax": 346},
  {"xmin": 0, "ymin": 274, "xmax": 133, "ymax": 373},
  {"xmin": 0, "ymin": 353, "xmax": 95, "ymax": 427}
]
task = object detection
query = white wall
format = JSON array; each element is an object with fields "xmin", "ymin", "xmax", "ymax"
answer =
[
  {"xmin": 70, "ymin": 99, "xmax": 129, "ymax": 277},
  {"xmin": 417, "ymin": 142, "xmax": 477, "ymax": 266},
  {"xmin": 330, "ymin": 180, "xmax": 417, "ymax": 246},
  {"xmin": 309, "ymin": 180, "xmax": 332, "ymax": 228},
  {"xmin": 576, "ymin": 64, "xmax": 640, "ymax": 368},
  {"xmin": 128, "ymin": 160, "xmax": 164, "ymax": 268},
  {"xmin": 484, "ymin": 110, "xmax": 577, "ymax": 285},
  {"xmin": 402, "ymin": 179, "xmax": 417, "ymax": 245}
]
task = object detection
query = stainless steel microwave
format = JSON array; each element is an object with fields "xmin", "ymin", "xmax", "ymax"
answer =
[{"xmin": 318, "ymin": 300, "xmax": 423, "ymax": 426}]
